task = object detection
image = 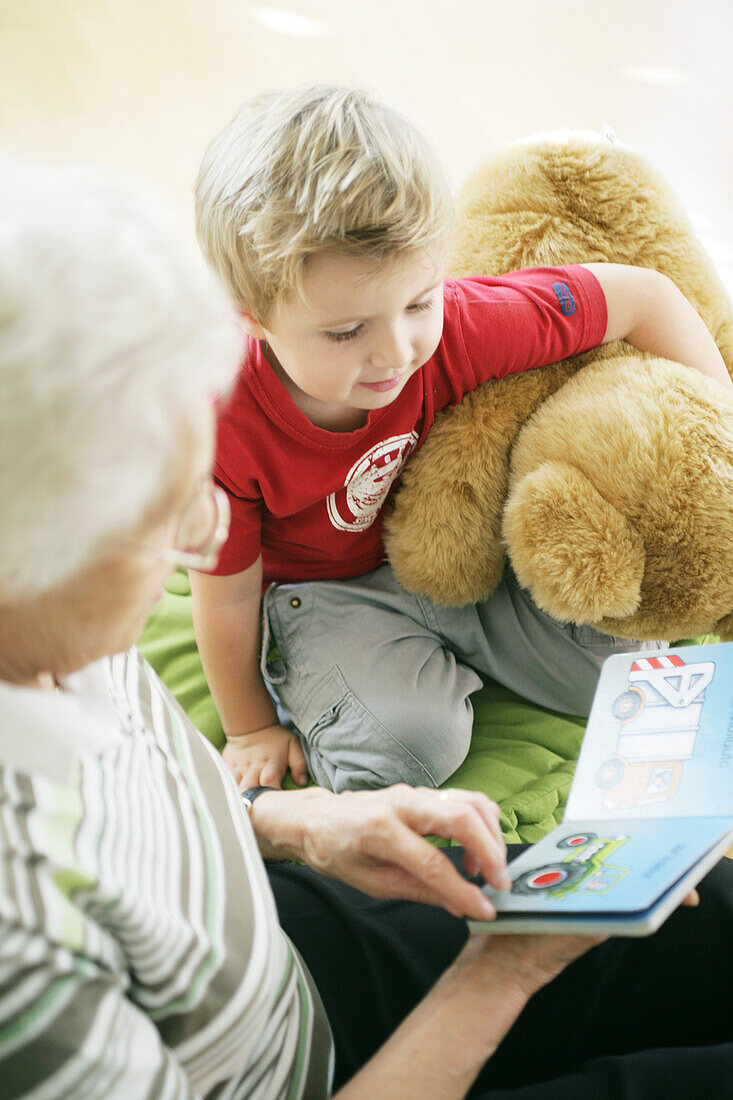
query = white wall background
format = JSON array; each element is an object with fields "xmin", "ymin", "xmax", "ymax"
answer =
[{"xmin": 1, "ymin": 1, "xmax": 731, "ymax": 284}]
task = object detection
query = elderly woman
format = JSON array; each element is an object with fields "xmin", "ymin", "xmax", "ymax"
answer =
[{"xmin": 0, "ymin": 158, "xmax": 731, "ymax": 1100}]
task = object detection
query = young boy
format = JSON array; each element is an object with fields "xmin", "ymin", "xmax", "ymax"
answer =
[{"xmin": 191, "ymin": 85, "xmax": 732, "ymax": 795}]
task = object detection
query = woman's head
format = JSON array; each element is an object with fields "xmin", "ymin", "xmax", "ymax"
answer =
[
  {"xmin": 0, "ymin": 157, "xmax": 241, "ymax": 677},
  {"xmin": 0, "ymin": 156, "xmax": 240, "ymax": 600}
]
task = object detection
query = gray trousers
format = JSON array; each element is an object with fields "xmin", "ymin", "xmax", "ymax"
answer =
[{"xmin": 261, "ymin": 564, "xmax": 664, "ymax": 793}]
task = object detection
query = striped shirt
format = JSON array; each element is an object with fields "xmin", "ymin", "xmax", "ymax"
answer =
[{"xmin": 0, "ymin": 649, "xmax": 333, "ymax": 1098}]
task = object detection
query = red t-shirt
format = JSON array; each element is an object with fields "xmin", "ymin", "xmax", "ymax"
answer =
[{"xmin": 212, "ymin": 266, "xmax": 607, "ymax": 585}]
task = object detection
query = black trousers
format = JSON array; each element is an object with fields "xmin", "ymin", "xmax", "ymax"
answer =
[{"xmin": 268, "ymin": 847, "xmax": 733, "ymax": 1098}]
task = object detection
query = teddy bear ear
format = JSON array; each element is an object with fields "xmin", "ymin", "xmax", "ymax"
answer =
[{"xmin": 712, "ymin": 612, "xmax": 733, "ymax": 641}]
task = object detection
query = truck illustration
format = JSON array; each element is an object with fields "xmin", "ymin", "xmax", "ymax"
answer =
[
  {"xmin": 511, "ymin": 833, "xmax": 630, "ymax": 899},
  {"xmin": 594, "ymin": 654, "xmax": 715, "ymax": 812}
]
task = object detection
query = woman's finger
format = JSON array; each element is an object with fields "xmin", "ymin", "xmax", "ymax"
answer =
[
  {"xmin": 401, "ymin": 788, "xmax": 510, "ymax": 892},
  {"xmin": 363, "ymin": 818, "xmax": 497, "ymax": 920},
  {"xmin": 358, "ymin": 862, "xmax": 479, "ymax": 918},
  {"xmin": 463, "ymin": 851, "xmax": 482, "ymax": 878},
  {"xmin": 447, "ymin": 788, "xmax": 505, "ymax": 841}
]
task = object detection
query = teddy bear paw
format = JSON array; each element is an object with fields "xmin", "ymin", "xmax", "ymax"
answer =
[{"xmin": 503, "ymin": 460, "xmax": 646, "ymax": 625}]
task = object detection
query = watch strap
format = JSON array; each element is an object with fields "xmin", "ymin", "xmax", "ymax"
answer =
[{"xmin": 240, "ymin": 785, "xmax": 277, "ymax": 812}]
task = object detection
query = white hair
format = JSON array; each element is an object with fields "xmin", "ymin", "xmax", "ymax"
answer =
[{"xmin": 0, "ymin": 156, "xmax": 242, "ymax": 597}]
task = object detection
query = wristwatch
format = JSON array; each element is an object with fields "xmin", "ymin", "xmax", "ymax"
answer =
[{"xmin": 240, "ymin": 785, "xmax": 277, "ymax": 813}]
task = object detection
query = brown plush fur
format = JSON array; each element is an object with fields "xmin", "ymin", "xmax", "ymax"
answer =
[{"xmin": 384, "ymin": 133, "xmax": 733, "ymax": 639}]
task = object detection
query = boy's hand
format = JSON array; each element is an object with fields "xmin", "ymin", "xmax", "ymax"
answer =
[{"xmin": 223, "ymin": 724, "xmax": 309, "ymax": 789}]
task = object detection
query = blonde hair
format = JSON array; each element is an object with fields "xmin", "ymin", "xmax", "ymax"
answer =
[
  {"xmin": 0, "ymin": 156, "xmax": 241, "ymax": 597},
  {"xmin": 195, "ymin": 85, "xmax": 454, "ymax": 321}
]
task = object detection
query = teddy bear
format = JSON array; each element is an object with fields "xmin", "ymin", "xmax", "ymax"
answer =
[{"xmin": 383, "ymin": 131, "xmax": 733, "ymax": 642}]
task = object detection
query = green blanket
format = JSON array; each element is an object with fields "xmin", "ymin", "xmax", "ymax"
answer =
[{"xmin": 139, "ymin": 570, "xmax": 595, "ymax": 843}]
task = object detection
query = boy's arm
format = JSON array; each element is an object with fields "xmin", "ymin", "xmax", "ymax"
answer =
[
  {"xmin": 583, "ymin": 262, "xmax": 733, "ymax": 391},
  {"xmin": 189, "ymin": 559, "xmax": 308, "ymax": 789}
]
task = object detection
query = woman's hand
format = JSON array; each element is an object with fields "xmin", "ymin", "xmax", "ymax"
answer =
[
  {"xmin": 453, "ymin": 929, "xmax": 607, "ymax": 1002},
  {"xmin": 248, "ymin": 783, "xmax": 703, "ymax": 921},
  {"xmin": 249, "ymin": 784, "xmax": 510, "ymax": 921},
  {"xmin": 334, "ymin": 929, "xmax": 607, "ymax": 1100}
]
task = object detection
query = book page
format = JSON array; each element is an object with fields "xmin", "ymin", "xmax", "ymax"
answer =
[
  {"xmin": 483, "ymin": 817, "xmax": 731, "ymax": 916},
  {"xmin": 566, "ymin": 643, "xmax": 733, "ymax": 822}
]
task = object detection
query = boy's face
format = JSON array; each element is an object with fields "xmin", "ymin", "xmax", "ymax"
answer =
[{"xmin": 242, "ymin": 247, "xmax": 445, "ymax": 429}]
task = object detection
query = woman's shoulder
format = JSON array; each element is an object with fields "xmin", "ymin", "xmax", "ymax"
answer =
[{"xmin": 0, "ymin": 665, "xmax": 122, "ymax": 784}]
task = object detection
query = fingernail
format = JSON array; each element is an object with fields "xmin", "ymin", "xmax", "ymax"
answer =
[
  {"xmin": 499, "ymin": 872, "xmax": 512, "ymax": 891},
  {"xmin": 479, "ymin": 896, "xmax": 495, "ymax": 919}
]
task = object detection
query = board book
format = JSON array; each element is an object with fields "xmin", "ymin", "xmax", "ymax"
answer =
[{"xmin": 469, "ymin": 642, "xmax": 733, "ymax": 936}]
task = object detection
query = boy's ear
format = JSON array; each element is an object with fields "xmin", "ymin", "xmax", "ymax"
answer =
[{"xmin": 238, "ymin": 307, "xmax": 267, "ymax": 341}]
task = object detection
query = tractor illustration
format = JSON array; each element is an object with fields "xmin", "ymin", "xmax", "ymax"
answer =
[
  {"xmin": 511, "ymin": 833, "xmax": 629, "ymax": 899},
  {"xmin": 594, "ymin": 654, "xmax": 715, "ymax": 812}
]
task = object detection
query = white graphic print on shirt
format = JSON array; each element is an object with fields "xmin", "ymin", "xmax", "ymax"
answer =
[{"xmin": 326, "ymin": 432, "xmax": 419, "ymax": 532}]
